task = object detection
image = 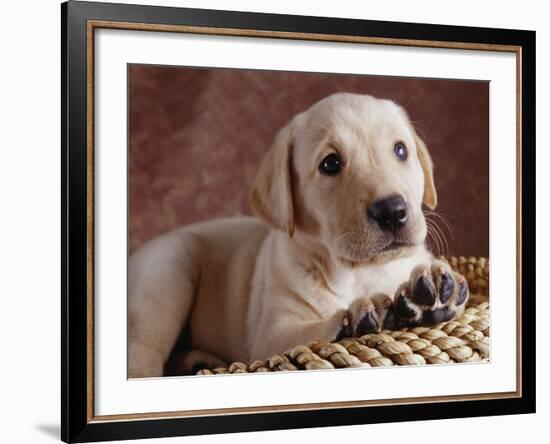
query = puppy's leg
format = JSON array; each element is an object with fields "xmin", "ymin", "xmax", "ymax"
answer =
[
  {"xmin": 250, "ymin": 313, "xmax": 347, "ymax": 361},
  {"xmin": 128, "ymin": 234, "xmax": 200, "ymax": 378},
  {"xmin": 250, "ymin": 298, "xmax": 396, "ymax": 361},
  {"xmin": 251, "ymin": 293, "xmax": 404, "ymax": 360},
  {"xmin": 393, "ymin": 259, "xmax": 469, "ymax": 327}
]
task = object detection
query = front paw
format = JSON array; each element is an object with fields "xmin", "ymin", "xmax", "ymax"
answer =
[
  {"xmin": 394, "ymin": 260, "xmax": 469, "ymax": 327},
  {"xmin": 336, "ymin": 294, "xmax": 399, "ymax": 340}
]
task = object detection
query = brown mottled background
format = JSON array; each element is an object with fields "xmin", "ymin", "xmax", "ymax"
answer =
[{"xmin": 129, "ymin": 65, "xmax": 489, "ymax": 257}]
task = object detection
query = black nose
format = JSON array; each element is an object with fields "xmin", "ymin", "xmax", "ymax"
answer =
[{"xmin": 367, "ymin": 194, "xmax": 409, "ymax": 233}]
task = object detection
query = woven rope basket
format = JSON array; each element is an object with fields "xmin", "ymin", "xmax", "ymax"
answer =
[{"xmin": 196, "ymin": 256, "xmax": 489, "ymax": 375}]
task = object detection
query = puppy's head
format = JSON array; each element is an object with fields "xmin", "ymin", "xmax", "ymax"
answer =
[{"xmin": 250, "ymin": 93, "xmax": 437, "ymax": 265}]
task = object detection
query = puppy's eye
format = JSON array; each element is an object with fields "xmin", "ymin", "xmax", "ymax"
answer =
[
  {"xmin": 319, "ymin": 153, "xmax": 342, "ymax": 176},
  {"xmin": 394, "ymin": 142, "xmax": 408, "ymax": 161}
]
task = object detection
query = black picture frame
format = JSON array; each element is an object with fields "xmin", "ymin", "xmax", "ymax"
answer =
[{"xmin": 61, "ymin": 1, "xmax": 536, "ymax": 442}]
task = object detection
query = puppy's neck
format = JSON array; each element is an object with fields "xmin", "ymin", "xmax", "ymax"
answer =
[
  {"xmin": 287, "ymin": 229, "xmax": 429, "ymax": 299},
  {"xmin": 286, "ymin": 230, "xmax": 359, "ymax": 295}
]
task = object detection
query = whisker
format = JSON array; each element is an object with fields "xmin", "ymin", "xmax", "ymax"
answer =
[
  {"xmin": 423, "ymin": 209, "xmax": 454, "ymax": 257},
  {"xmin": 430, "ymin": 219, "xmax": 449, "ymax": 256},
  {"xmin": 409, "ymin": 120, "xmax": 430, "ymax": 140},
  {"xmin": 430, "ymin": 226, "xmax": 443, "ymax": 256},
  {"xmin": 425, "ymin": 210, "xmax": 454, "ymax": 237},
  {"xmin": 425, "ymin": 227, "xmax": 437, "ymax": 253},
  {"xmin": 426, "ymin": 219, "xmax": 445, "ymax": 256},
  {"xmin": 425, "ymin": 221, "xmax": 438, "ymax": 254}
]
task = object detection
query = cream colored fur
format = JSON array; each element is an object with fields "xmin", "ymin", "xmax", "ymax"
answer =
[{"xmin": 128, "ymin": 93, "xmax": 445, "ymax": 378}]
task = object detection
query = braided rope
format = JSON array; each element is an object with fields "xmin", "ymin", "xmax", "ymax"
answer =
[{"xmin": 196, "ymin": 256, "xmax": 490, "ymax": 375}]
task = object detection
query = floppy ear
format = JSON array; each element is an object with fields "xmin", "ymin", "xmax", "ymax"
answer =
[
  {"xmin": 250, "ymin": 121, "xmax": 295, "ymax": 237},
  {"xmin": 414, "ymin": 133, "xmax": 438, "ymax": 210}
]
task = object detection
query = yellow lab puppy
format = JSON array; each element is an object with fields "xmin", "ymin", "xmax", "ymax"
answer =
[{"xmin": 128, "ymin": 93, "xmax": 469, "ymax": 378}]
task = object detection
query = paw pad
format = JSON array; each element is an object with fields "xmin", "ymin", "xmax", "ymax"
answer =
[
  {"xmin": 356, "ymin": 311, "xmax": 378, "ymax": 336},
  {"xmin": 395, "ymin": 263, "xmax": 469, "ymax": 327},
  {"xmin": 395, "ymin": 291, "xmax": 419, "ymax": 319},
  {"xmin": 420, "ymin": 307, "xmax": 455, "ymax": 325},
  {"xmin": 413, "ymin": 274, "xmax": 436, "ymax": 306},
  {"xmin": 456, "ymin": 279, "xmax": 469, "ymax": 306},
  {"xmin": 438, "ymin": 271, "xmax": 455, "ymax": 303},
  {"xmin": 336, "ymin": 316, "xmax": 354, "ymax": 341}
]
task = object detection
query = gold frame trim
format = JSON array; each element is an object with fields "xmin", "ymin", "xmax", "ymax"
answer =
[{"xmin": 86, "ymin": 19, "xmax": 523, "ymax": 423}]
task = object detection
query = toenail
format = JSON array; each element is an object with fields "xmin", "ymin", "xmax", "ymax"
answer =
[{"xmin": 439, "ymin": 272, "xmax": 456, "ymax": 304}]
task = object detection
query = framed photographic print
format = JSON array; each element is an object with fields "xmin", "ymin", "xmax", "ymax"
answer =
[{"xmin": 61, "ymin": 0, "xmax": 536, "ymax": 442}]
